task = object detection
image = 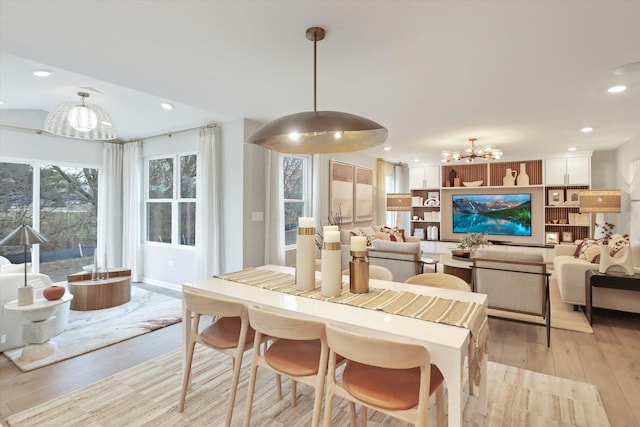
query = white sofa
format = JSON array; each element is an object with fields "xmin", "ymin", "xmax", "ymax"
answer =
[
  {"xmin": 553, "ymin": 243, "xmax": 640, "ymax": 314},
  {"xmin": 0, "ymin": 257, "xmax": 70, "ymax": 351}
]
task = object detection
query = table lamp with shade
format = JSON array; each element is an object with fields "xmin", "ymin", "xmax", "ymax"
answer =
[
  {"xmin": 0, "ymin": 224, "xmax": 49, "ymax": 305},
  {"xmin": 579, "ymin": 189, "xmax": 621, "ymax": 239},
  {"xmin": 386, "ymin": 193, "xmax": 412, "ymax": 227},
  {"xmin": 579, "ymin": 189, "xmax": 633, "ymax": 274}
]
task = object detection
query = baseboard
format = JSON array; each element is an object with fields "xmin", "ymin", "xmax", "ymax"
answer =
[{"xmin": 140, "ymin": 277, "xmax": 181, "ymax": 293}]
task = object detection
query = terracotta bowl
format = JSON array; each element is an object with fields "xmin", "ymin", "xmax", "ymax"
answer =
[{"xmin": 43, "ymin": 285, "xmax": 65, "ymax": 301}]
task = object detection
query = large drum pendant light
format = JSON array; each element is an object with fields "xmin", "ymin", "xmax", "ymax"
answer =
[{"xmin": 248, "ymin": 27, "xmax": 388, "ymax": 154}]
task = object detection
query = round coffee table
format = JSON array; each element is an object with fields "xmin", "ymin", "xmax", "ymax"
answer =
[
  {"xmin": 437, "ymin": 253, "xmax": 474, "ymax": 287},
  {"xmin": 67, "ymin": 269, "xmax": 131, "ymax": 311}
]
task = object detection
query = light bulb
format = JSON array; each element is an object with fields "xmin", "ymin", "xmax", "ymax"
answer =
[{"xmin": 68, "ymin": 105, "xmax": 97, "ymax": 132}]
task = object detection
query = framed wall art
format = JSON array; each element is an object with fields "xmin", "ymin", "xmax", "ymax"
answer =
[
  {"xmin": 565, "ymin": 189, "xmax": 581, "ymax": 205},
  {"xmin": 329, "ymin": 160, "xmax": 354, "ymax": 223},
  {"xmin": 547, "ymin": 189, "xmax": 564, "ymax": 206},
  {"xmin": 354, "ymin": 166, "xmax": 373, "ymax": 222},
  {"xmin": 561, "ymin": 231, "xmax": 573, "ymax": 243},
  {"xmin": 545, "ymin": 231, "xmax": 560, "ymax": 246}
]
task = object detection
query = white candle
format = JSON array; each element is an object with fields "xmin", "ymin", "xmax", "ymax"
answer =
[
  {"xmin": 323, "ymin": 225, "xmax": 339, "ymax": 233},
  {"xmin": 299, "ymin": 217, "xmax": 314, "ymax": 228},
  {"xmin": 324, "ymin": 230, "xmax": 340, "ymax": 243},
  {"xmin": 351, "ymin": 236, "xmax": 367, "ymax": 252},
  {"xmin": 93, "ymin": 253, "xmax": 98, "ymax": 271}
]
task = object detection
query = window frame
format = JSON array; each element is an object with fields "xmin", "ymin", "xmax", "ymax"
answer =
[
  {"xmin": 282, "ymin": 154, "xmax": 312, "ymax": 250},
  {"xmin": 144, "ymin": 152, "xmax": 197, "ymax": 247}
]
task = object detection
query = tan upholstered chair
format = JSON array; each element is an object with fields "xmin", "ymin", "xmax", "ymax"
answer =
[
  {"xmin": 179, "ymin": 287, "xmax": 255, "ymax": 426},
  {"xmin": 341, "ymin": 265, "xmax": 394, "ymax": 281},
  {"xmin": 244, "ymin": 305, "xmax": 330, "ymax": 427},
  {"xmin": 323, "ymin": 323, "xmax": 445, "ymax": 427},
  {"xmin": 405, "ymin": 272, "xmax": 471, "ymax": 292},
  {"xmin": 473, "ymin": 248, "xmax": 550, "ymax": 346}
]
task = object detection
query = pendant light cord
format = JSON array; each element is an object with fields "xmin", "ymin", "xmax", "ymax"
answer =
[{"xmin": 313, "ymin": 32, "xmax": 317, "ymax": 112}]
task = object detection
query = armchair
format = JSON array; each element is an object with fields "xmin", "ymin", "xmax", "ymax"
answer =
[
  {"xmin": 367, "ymin": 240, "xmax": 423, "ymax": 283},
  {"xmin": 473, "ymin": 248, "xmax": 550, "ymax": 346}
]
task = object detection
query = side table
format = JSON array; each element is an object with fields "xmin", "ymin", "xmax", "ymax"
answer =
[
  {"xmin": 4, "ymin": 293, "xmax": 73, "ymax": 362},
  {"xmin": 585, "ymin": 270, "xmax": 640, "ymax": 325}
]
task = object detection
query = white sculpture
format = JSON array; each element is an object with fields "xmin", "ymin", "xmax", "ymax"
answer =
[{"xmin": 599, "ymin": 244, "xmax": 635, "ymax": 275}]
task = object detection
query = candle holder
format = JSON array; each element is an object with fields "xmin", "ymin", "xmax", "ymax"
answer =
[
  {"xmin": 321, "ymin": 240, "xmax": 342, "ymax": 297},
  {"xmin": 349, "ymin": 250, "xmax": 369, "ymax": 294},
  {"xmin": 296, "ymin": 223, "xmax": 316, "ymax": 291}
]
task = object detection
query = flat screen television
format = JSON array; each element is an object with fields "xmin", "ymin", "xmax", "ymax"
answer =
[{"xmin": 452, "ymin": 193, "xmax": 532, "ymax": 236}]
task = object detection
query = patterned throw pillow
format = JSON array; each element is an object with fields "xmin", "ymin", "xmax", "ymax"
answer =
[
  {"xmin": 577, "ymin": 238, "xmax": 604, "ymax": 261},
  {"xmin": 379, "ymin": 226, "xmax": 405, "ymax": 242},
  {"xmin": 583, "ymin": 244, "xmax": 602, "ymax": 264},
  {"xmin": 608, "ymin": 234, "xmax": 630, "ymax": 258}
]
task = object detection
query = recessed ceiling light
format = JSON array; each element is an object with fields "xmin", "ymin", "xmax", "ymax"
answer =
[
  {"xmin": 160, "ymin": 102, "xmax": 174, "ymax": 110},
  {"xmin": 580, "ymin": 127, "xmax": 593, "ymax": 133},
  {"xmin": 0, "ymin": 100, "xmax": 4, "ymax": 105},
  {"xmin": 607, "ymin": 85, "xmax": 627, "ymax": 93},
  {"xmin": 568, "ymin": 147, "xmax": 577, "ymax": 151},
  {"xmin": 414, "ymin": 158, "xmax": 420, "ymax": 162},
  {"xmin": 33, "ymin": 70, "xmax": 51, "ymax": 77},
  {"xmin": 383, "ymin": 146, "xmax": 391, "ymax": 151}
]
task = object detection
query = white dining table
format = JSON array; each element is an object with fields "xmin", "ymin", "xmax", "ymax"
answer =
[{"xmin": 184, "ymin": 264, "xmax": 488, "ymax": 427}]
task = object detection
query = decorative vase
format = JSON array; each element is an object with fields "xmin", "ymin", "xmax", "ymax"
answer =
[
  {"xmin": 502, "ymin": 168, "xmax": 517, "ymax": 186},
  {"xmin": 43, "ymin": 285, "xmax": 65, "ymax": 300},
  {"xmin": 295, "ymin": 217, "xmax": 316, "ymax": 291},
  {"xmin": 517, "ymin": 163, "xmax": 529, "ymax": 186}
]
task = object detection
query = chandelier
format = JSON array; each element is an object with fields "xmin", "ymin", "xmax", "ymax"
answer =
[
  {"xmin": 441, "ymin": 138, "xmax": 503, "ymax": 163},
  {"xmin": 44, "ymin": 92, "xmax": 117, "ymax": 140},
  {"xmin": 247, "ymin": 27, "xmax": 388, "ymax": 153}
]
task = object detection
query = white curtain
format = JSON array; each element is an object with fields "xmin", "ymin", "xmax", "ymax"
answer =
[
  {"xmin": 122, "ymin": 141, "xmax": 142, "ymax": 281},
  {"xmin": 195, "ymin": 125, "xmax": 221, "ymax": 279},
  {"xmin": 97, "ymin": 143, "xmax": 123, "ymax": 269},
  {"xmin": 264, "ymin": 151, "xmax": 285, "ymax": 265}
]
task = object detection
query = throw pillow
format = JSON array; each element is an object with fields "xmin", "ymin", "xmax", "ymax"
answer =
[
  {"xmin": 578, "ymin": 239, "xmax": 603, "ymax": 261},
  {"xmin": 608, "ymin": 234, "xmax": 630, "ymax": 258},
  {"xmin": 583, "ymin": 244, "xmax": 602, "ymax": 264},
  {"xmin": 380, "ymin": 226, "xmax": 405, "ymax": 242}
]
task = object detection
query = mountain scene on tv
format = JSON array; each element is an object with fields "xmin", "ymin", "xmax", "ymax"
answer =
[{"xmin": 452, "ymin": 194, "xmax": 532, "ymax": 236}]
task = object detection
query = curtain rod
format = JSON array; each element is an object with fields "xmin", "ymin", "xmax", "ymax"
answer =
[{"xmin": 0, "ymin": 123, "xmax": 217, "ymax": 143}]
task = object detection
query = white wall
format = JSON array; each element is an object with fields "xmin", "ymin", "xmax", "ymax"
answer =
[
  {"xmin": 614, "ymin": 136, "xmax": 640, "ymax": 243},
  {"xmin": 141, "ymin": 129, "xmax": 198, "ymax": 286}
]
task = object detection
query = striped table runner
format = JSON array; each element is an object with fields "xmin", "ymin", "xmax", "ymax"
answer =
[{"xmin": 217, "ymin": 268, "xmax": 489, "ymax": 387}]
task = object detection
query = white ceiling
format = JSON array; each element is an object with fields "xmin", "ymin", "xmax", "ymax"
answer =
[{"xmin": 1, "ymin": 0, "xmax": 639, "ymax": 165}]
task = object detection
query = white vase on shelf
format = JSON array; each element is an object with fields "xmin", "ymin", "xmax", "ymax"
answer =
[
  {"xmin": 517, "ymin": 163, "xmax": 529, "ymax": 186},
  {"xmin": 502, "ymin": 168, "xmax": 517, "ymax": 186}
]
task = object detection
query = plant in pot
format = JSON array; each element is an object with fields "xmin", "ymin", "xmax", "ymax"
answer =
[{"xmin": 453, "ymin": 233, "xmax": 491, "ymax": 258}]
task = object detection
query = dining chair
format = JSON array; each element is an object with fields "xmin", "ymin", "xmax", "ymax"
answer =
[
  {"xmin": 404, "ymin": 272, "xmax": 471, "ymax": 292},
  {"xmin": 323, "ymin": 323, "xmax": 445, "ymax": 427},
  {"xmin": 341, "ymin": 265, "xmax": 394, "ymax": 281},
  {"xmin": 179, "ymin": 286, "xmax": 255, "ymax": 427},
  {"xmin": 244, "ymin": 305, "xmax": 330, "ymax": 427}
]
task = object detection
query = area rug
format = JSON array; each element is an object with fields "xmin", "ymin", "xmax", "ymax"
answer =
[
  {"xmin": 487, "ymin": 276, "xmax": 593, "ymax": 334},
  {"xmin": 3, "ymin": 286, "xmax": 182, "ymax": 372},
  {"xmin": 3, "ymin": 345, "xmax": 610, "ymax": 427}
]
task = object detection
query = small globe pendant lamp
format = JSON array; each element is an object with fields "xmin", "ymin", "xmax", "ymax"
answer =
[{"xmin": 248, "ymin": 27, "xmax": 388, "ymax": 154}]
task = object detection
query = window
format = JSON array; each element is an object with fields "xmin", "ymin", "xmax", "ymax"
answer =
[
  {"xmin": 0, "ymin": 161, "xmax": 98, "ymax": 283},
  {"xmin": 146, "ymin": 153, "xmax": 196, "ymax": 246},
  {"xmin": 282, "ymin": 155, "xmax": 311, "ymax": 246}
]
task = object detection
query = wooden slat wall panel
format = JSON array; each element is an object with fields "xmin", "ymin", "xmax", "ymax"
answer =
[
  {"xmin": 490, "ymin": 160, "xmax": 543, "ymax": 186},
  {"xmin": 544, "ymin": 184, "xmax": 591, "ymax": 242},
  {"xmin": 441, "ymin": 164, "xmax": 486, "ymax": 187}
]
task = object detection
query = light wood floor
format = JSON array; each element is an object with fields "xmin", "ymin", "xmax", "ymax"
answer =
[{"xmin": 1, "ymin": 309, "xmax": 639, "ymax": 426}]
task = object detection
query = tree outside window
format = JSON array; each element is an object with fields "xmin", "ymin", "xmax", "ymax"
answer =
[
  {"xmin": 283, "ymin": 155, "xmax": 310, "ymax": 246},
  {"xmin": 146, "ymin": 154, "xmax": 196, "ymax": 246}
]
